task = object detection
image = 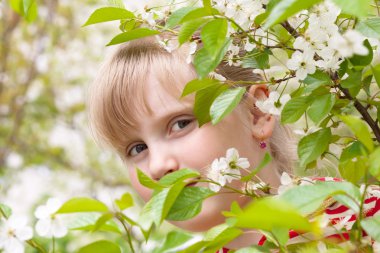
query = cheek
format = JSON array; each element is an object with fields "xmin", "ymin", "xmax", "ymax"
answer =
[{"xmin": 128, "ymin": 168, "xmax": 152, "ymax": 202}]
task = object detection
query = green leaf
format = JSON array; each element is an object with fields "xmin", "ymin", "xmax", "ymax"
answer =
[
  {"xmin": 107, "ymin": 28, "xmax": 160, "ymax": 46},
  {"xmin": 361, "ymin": 215, "xmax": 380, "ymax": 242},
  {"xmin": 179, "ymin": 17, "xmax": 212, "ymax": 45},
  {"xmin": 280, "ymin": 181, "xmax": 361, "ymax": 214},
  {"xmin": 349, "ymin": 39, "xmax": 373, "ymax": 68},
  {"xmin": 340, "ymin": 69, "xmax": 362, "ymax": 97},
  {"xmin": 167, "ymin": 187, "xmax": 213, "ymax": 220},
  {"xmin": 271, "ymin": 227, "xmax": 289, "ymax": 247},
  {"xmin": 298, "ymin": 128, "xmax": 331, "ymax": 166},
  {"xmin": 68, "ymin": 213, "xmax": 122, "ymax": 234},
  {"xmin": 371, "ymin": 64, "xmax": 380, "ymax": 89},
  {"xmin": 307, "ymin": 93, "xmax": 335, "ymax": 124},
  {"xmin": 139, "ymin": 183, "xmax": 186, "ymax": 229},
  {"xmin": 153, "ymin": 231, "xmax": 194, "ymax": 253},
  {"xmin": 22, "ymin": 0, "xmax": 37, "ymax": 22},
  {"xmin": 234, "ymin": 197, "xmax": 313, "ymax": 232},
  {"xmin": 242, "ymin": 153, "xmax": 272, "ymax": 182},
  {"xmin": 303, "ymin": 70, "xmax": 333, "ymax": 93},
  {"xmin": 339, "ymin": 115, "xmax": 373, "ymax": 152},
  {"xmin": 166, "ymin": 7, "xmax": 198, "ymax": 29},
  {"xmin": 194, "ymin": 83, "xmax": 229, "ymax": 126},
  {"xmin": 202, "ymin": 224, "xmax": 242, "ymax": 252},
  {"xmin": 115, "ymin": 193, "xmax": 133, "ymax": 211},
  {"xmin": 10, "ymin": 0, "xmax": 23, "ymax": 14},
  {"xmin": 357, "ymin": 18, "xmax": 380, "ymax": 39},
  {"xmin": 0, "ymin": 204, "xmax": 12, "ymax": 219},
  {"xmin": 83, "ymin": 7, "xmax": 135, "ymax": 26},
  {"xmin": 56, "ymin": 198, "xmax": 108, "ymax": 214},
  {"xmin": 92, "ymin": 213, "xmax": 113, "ymax": 232},
  {"xmin": 242, "ymin": 49, "xmax": 270, "ymax": 70},
  {"xmin": 78, "ymin": 240, "xmax": 121, "ymax": 253},
  {"xmin": 263, "ymin": 0, "xmax": 322, "ymax": 29},
  {"xmin": 281, "ymin": 96, "xmax": 310, "ymax": 124},
  {"xmin": 369, "ymin": 147, "xmax": 380, "ymax": 180},
  {"xmin": 182, "ymin": 78, "xmax": 221, "ymax": 97},
  {"xmin": 339, "ymin": 141, "xmax": 367, "ymax": 184},
  {"xmin": 194, "ymin": 38, "xmax": 232, "ymax": 78},
  {"xmin": 159, "ymin": 168, "xmax": 200, "ymax": 186},
  {"xmin": 180, "ymin": 7, "xmax": 219, "ymax": 23},
  {"xmin": 235, "ymin": 247, "xmax": 269, "ymax": 253},
  {"xmin": 210, "ymin": 87, "xmax": 246, "ymax": 125},
  {"xmin": 332, "ymin": 0, "xmax": 371, "ymax": 18},
  {"xmin": 201, "ymin": 19, "xmax": 228, "ymax": 57},
  {"xmin": 203, "ymin": 0, "xmax": 212, "ymax": 10},
  {"xmin": 137, "ymin": 168, "xmax": 163, "ymax": 189}
]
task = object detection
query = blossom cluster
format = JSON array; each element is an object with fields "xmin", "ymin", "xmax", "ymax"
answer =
[
  {"xmin": 286, "ymin": 1, "xmax": 368, "ymax": 80},
  {"xmin": 0, "ymin": 198, "xmax": 67, "ymax": 253},
  {"xmin": 207, "ymin": 148, "xmax": 250, "ymax": 192}
]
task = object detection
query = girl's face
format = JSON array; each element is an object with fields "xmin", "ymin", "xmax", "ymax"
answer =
[{"xmin": 124, "ymin": 73, "xmax": 280, "ymax": 232}]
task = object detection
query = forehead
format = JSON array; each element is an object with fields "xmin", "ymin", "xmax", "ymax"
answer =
[{"xmin": 143, "ymin": 72, "xmax": 193, "ymax": 117}]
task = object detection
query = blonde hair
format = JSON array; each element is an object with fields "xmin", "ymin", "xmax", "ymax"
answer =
[{"xmin": 88, "ymin": 36, "xmax": 297, "ymax": 173}]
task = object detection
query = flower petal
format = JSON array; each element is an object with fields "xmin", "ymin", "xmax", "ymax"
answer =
[
  {"xmin": 280, "ymin": 172, "xmax": 292, "ymax": 185},
  {"xmin": 35, "ymin": 219, "xmax": 52, "ymax": 237},
  {"xmin": 15, "ymin": 227, "xmax": 33, "ymax": 241},
  {"xmin": 237, "ymin": 158, "xmax": 250, "ymax": 169},
  {"xmin": 226, "ymin": 148, "xmax": 238, "ymax": 161}
]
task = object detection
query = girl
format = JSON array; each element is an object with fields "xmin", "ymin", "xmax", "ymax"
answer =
[{"xmin": 88, "ymin": 36, "xmax": 379, "ymax": 250}]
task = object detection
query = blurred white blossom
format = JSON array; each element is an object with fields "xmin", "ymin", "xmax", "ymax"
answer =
[
  {"xmin": 48, "ymin": 124, "xmax": 87, "ymax": 166},
  {"xmin": 5, "ymin": 152, "xmax": 23, "ymax": 169},
  {"xmin": 34, "ymin": 198, "xmax": 68, "ymax": 238},
  {"xmin": 329, "ymin": 30, "xmax": 368, "ymax": 58},
  {"xmin": 0, "ymin": 215, "xmax": 33, "ymax": 253}
]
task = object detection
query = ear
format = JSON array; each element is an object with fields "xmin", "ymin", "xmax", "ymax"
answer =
[{"xmin": 247, "ymin": 85, "xmax": 276, "ymax": 141}]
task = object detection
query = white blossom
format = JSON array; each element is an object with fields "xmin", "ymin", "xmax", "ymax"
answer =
[
  {"xmin": 0, "ymin": 215, "xmax": 33, "ymax": 253},
  {"xmin": 224, "ymin": 148, "xmax": 250, "ymax": 172},
  {"xmin": 255, "ymin": 91, "xmax": 291, "ymax": 116},
  {"xmin": 207, "ymin": 158, "xmax": 229, "ymax": 192},
  {"xmin": 227, "ymin": 44, "xmax": 240, "ymax": 66},
  {"xmin": 207, "ymin": 148, "xmax": 249, "ymax": 192},
  {"xmin": 246, "ymin": 181, "xmax": 267, "ymax": 193},
  {"xmin": 277, "ymin": 172, "xmax": 293, "ymax": 195},
  {"xmin": 219, "ymin": 0, "xmax": 264, "ymax": 30},
  {"xmin": 209, "ymin": 72, "xmax": 226, "ymax": 82},
  {"xmin": 244, "ymin": 38, "xmax": 256, "ymax": 52},
  {"xmin": 34, "ymin": 198, "xmax": 68, "ymax": 238},
  {"xmin": 329, "ymin": 30, "xmax": 368, "ymax": 58},
  {"xmin": 287, "ymin": 51, "xmax": 316, "ymax": 80}
]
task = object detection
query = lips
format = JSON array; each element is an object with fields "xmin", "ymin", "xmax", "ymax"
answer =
[{"xmin": 185, "ymin": 177, "xmax": 200, "ymax": 187}]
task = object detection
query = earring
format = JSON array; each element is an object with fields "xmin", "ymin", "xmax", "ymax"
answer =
[
  {"xmin": 259, "ymin": 130, "xmax": 266, "ymax": 149},
  {"xmin": 259, "ymin": 141, "xmax": 267, "ymax": 149}
]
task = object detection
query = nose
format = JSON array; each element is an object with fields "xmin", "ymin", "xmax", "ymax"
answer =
[{"xmin": 148, "ymin": 146, "xmax": 180, "ymax": 181}]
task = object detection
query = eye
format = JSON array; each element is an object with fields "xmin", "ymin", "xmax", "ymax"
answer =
[
  {"xmin": 128, "ymin": 143, "xmax": 148, "ymax": 157},
  {"xmin": 171, "ymin": 119, "xmax": 193, "ymax": 132}
]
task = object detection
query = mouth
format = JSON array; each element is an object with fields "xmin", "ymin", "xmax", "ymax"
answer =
[{"xmin": 185, "ymin": 177, "xmax": 200, "ymax": 187}]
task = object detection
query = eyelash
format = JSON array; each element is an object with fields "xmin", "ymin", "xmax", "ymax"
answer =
[{"xmin": 126, "ymin": 118, "xmax": 194, "ymax": 157}]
